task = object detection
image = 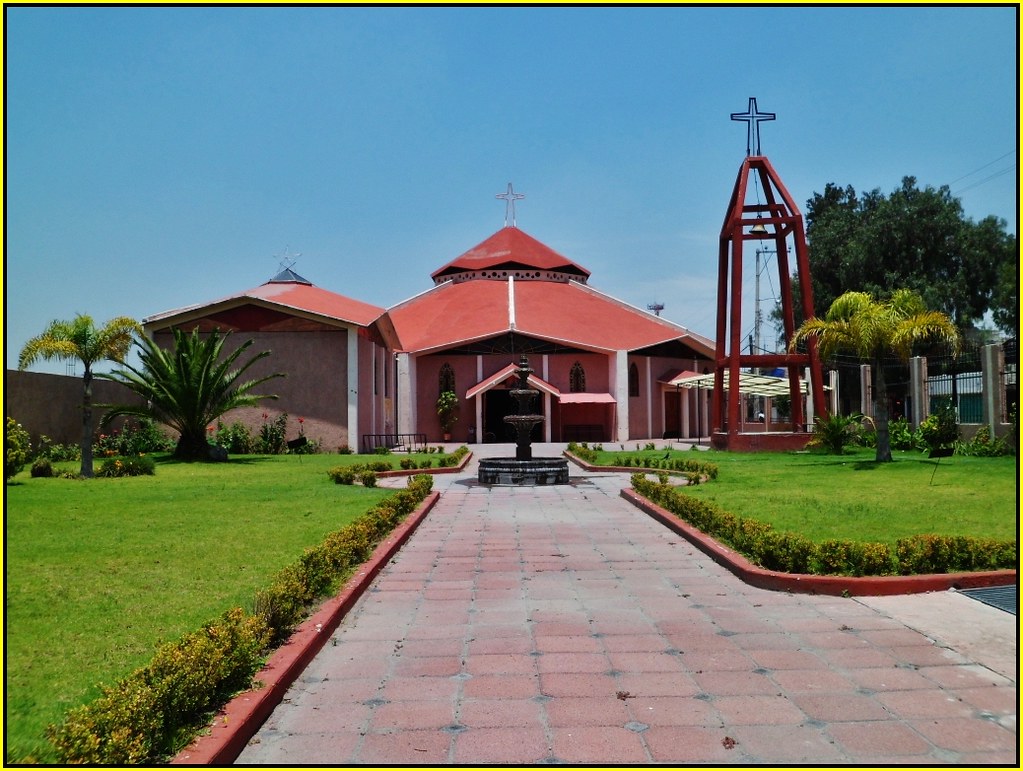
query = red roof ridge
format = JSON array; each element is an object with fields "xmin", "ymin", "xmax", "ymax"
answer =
[{"xmin": 430, "ymin": 226, "xmax": 590, "ymax": 281}]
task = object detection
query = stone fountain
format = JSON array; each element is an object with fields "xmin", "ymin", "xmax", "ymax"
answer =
[{"xmin": 478, "ymin": 355, "xmax": 570, "ymax": 485}]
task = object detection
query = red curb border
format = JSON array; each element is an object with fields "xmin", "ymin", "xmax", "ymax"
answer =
[
  {"xmin": 622, "ymin": 487, "xmax": 1016, "ymax": 597},
  {"xmin": 170, "ymin": 490, "xmax": 440, "ymax": 766}
]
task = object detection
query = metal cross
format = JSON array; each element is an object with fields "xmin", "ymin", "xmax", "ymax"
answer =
[
  {"xmin": 276, "ymin": 246, "xmax": 300, "ymax": 272},
  {"xmin": 496, "ymin": 182, "xmax": 525, "ymax": 227},
  {"xmin": 730, "ymin": 97, "xmax": 776, "ymax": 156}
]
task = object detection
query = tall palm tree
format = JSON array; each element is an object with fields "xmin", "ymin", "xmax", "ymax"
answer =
[
  {"xmin": 18, "ymin": 314, "xmax": 142, "ymax": 477},
  {"xmin": 790, "ymin": 289, "xmax": 960, "ymax": 462},
  {"xmin": 99, "ymin": 327, "xmax": 284, "ymax": 461}
]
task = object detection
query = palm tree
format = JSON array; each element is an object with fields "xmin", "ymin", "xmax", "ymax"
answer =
[
  {"xmin": 790, "ymin": 289, "xmax": 960, "ymax": 462},
  {"xmin": 18, "ymin": 314, "xmax": 143, "ymax": 478},
  {"xmin": 99, "ymin": 327, "xmax": 284, "ymax": 461}
]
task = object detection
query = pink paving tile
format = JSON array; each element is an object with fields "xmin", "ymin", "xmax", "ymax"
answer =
[
  {"xmin": 467, "ymin": 623, "xmax": 531, "ymax": 639},
  {"xmin": 452, "ymin": 725, "xmax": 550, "ymax": 764},
  {"xmin": 533, "ymin": 633, "xmax": 603, "ymax": 653},
  {"xmin": 843, "ymin": 664, "xmax": 942, "ymax": 692},
  {"xmin": 542, "ymin": 694, "xmax": 632, "ymax": 727},
  {"xmin": 745, "ymin": 648, "xmax": 829, "ymax": 670},
  {"xmin": 317, "ymin": 653, "xmax": 392, "ymax": 680},
  {"xmin": 886, "ymin": 643, "xmax": 970, "ymax": 667},
  {"xmin": 539, "ymin": 672, "xmax": 619, "ymax": 698},
  {"xmin": 918, "ymin": 662, "xmax": 1015, "ymax": 689},
  {"xmin": 466, "ymin": 635, "xmax": 534, "ymax": 655},
  {"xmin": 692, "ymin": 670, "xmax": 780, "ymax": 697},
  {"xmin": 605, "ymin": 649, "xmax": 686, "ymax": 673},
  {"xmin": 272, "ymin": 701, "xmax": 373, "ymax": 734},
  {"xmin": 909, "ymin": 717, "xmax": 1018, "ymax": 753},
  {"xmin": 727, "ymin": 631, "xmax": 804, "ymax": 651},
  {"xmin": 550, "ymin": 724, "xmax": 649, "ymax": 763},
  {"xmin": 874, "ymin": 688, "xmax": 978, "ymax": 719},
  {"xmin": 532, "ymin": 620, "xmax": 594, "ymax": 637},
  {"xmin": 789, "ymin": 691, "xmax": 892, "ymax": 722},
  {"xmin": 393, "ymin": 655, "xmax": 463, "ymax": 678},
  {"xmin": 458, "ymin": 698, "xmax": 543, "ymax": 728},
  {"xmin": 357, "ymin": 728, "xmax": 451, "ymax": 764},
  {"xmin": 379, "ymin": 675, "xmax": 461, "ymax": 702},
  {"xmin": 643, "ymin": 725, "xmax": 744, "ymax": 763},
  {"xmin": 465, "ymin": 652, "xmax": 537, "ymax": 675},
  {"xmin": 600, "ymin": 633, "xmax": 670, "ymax": 652},
  {"xmin": 858, "ymin": 627, "xmax": 944, "ymax": 647},
  {"xmin": 536, "ymin": 651, "xmax": 612, "ymax": 674},
  {"xmin": 770, "ymin": 667, "xmax": 857, "ymax": 693},
  {"xmin": 614, "ymin": 670, "xmax": 701, "ymax": 698},
  {"xmin": 369, "ymin": 699, "xmax": 456, "ymax": 731},
  {"xmin": 461, "ymin": 674, "xmax": 541, "ymax": 699},
  {"xmin": 625, "ymin": 694, "xmax": 720, "ymax": 726},
  {"xmin": 826, "ymin": 719, "xmax": 935, "ymax": 757},
  {"xmin": 393, "ymin": 636, "xmax": 465, "ymax": 658},
  {"xmin": 238, "ymin": 730, "xmax": 363, "ymax": 764},
  {"xmin": 681, "ymin": 648, "xmax": 756, "ymax": 672},
  {"xmin": 953, "ymin": 685, "xmax": 1019, "ymax": 716},
  {"xmin": 816, "ymin": 645, "xmax": 900, "ymax": 669},
  {"xmin": 402, "ymin": 623, "xmax": 469, "ymax": 641},
  {"xmin": 798, "ymin": 630, "xmax": 874, "ymax": 649},
  {"xmin": 712, "ymin": 693, "xmax": 807, "ymax": 726},
  {"xmin": 725, "ymin": 723, "xmax": 847, "ymax": 763}
]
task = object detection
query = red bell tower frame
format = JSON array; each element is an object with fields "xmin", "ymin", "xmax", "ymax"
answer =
[{"xmin": 712, "ymin": 155, "xmax": 827, "ymax": 450}]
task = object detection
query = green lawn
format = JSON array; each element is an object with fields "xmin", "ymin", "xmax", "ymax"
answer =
[
  {"xmin": 590, "ymin": 446, "xmax": 1018, "ymax": 544},
  {"xmin": 4, "ymin": 453, "xmax": 401, "ymax": 763}
]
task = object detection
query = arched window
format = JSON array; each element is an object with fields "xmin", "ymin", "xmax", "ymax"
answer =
[
  {"xmin": 569, "ymin": 361, "xmax": 586, "ymax": 393},
  {"xmin": 439, "ymin": 362, "xmax": 455, "ymax": 396},
  {"xmin": 629, "ymin": 362, "xmax": 639, "ymax": 397}
]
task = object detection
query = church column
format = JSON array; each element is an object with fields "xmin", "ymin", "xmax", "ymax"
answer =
[
  {"xmin": 347, "ymin": 331, "xmax": 359, "ymax": 447},
  {"xmin": 613, "ymin": 350, "xmax": 629, "ymax": 442},
  {"xmin": 396, "ymin": 352, "xmax": 414, "ymax": 435},
  {"xmin": 542, "ymin": 355, "xmax": 552, "ymax": 442},
  {"xmin": 645, "ymin": 358, "xmax": 653, "ymax": 439},
  {"xmin": 475, "ymin": 355, "xmax": 484, "ymax": 442}
]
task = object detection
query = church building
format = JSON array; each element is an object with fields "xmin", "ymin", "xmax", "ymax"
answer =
[{"xmin": 143, "ymin": 224, "xmax": 715, "ymax": 450}]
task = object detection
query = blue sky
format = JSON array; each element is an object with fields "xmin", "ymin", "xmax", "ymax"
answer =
[{"xmin": 5, "ymin": 5, "xmax": 1018, "ymax": 374}]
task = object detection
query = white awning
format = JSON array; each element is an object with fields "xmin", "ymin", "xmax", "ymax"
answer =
[
  {"xmin": 465, "ymin": 363, "xmax": 559, "ymax": 400},
  {"xmin": 670, "ymin": 371, "xmax": 818, "ymax": 397},
  {"xmin": 558, "ymin": 392, "xmax": 616, "ymax": 404}
]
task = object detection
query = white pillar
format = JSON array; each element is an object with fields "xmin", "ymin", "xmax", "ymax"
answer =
[
  {"xmin": 981, "ymin": 343, "xmax": 1005, "ymax": 431},
  {"xmin": 347, "ymin": 331, "xmax": 359, "ymax": 446},
  {"xmin": 909, "ymin": 356, "xmax": 928, "ymax": 428},
  {"xmin": 828, "ymin": 369, "xmax": 840, "ymax": 416},
  {"xmin": 860, "ymin": 364, "xmax": 873, "ymax": 418},
  {"xmin": 614, "ymin": 350, "xmax": 629, "ymax": 442},
  {"xmin": 645, "ymin": 358, "xmax": 653, "ymax": 439},
  {"xmin": 396, "ymin": 352, "xmax": 413, "ymax": 435}
]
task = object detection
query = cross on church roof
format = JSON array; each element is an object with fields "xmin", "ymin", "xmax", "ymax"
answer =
[
  {"xmin": 496, "ymin": 182, "xmax": 525, "ymax": 227},
  {"xmin": 730, "ymin": 97, "xmax": 776, "ymax": 156}
]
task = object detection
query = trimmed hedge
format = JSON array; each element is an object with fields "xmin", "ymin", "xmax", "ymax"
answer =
[
  {"xmin": 630, "ymin": 473, "xmax": 1016, "ymax": 577},
  {"xmin": 48, "ymin": 474, "xmax": 434, "ymax": 764}
]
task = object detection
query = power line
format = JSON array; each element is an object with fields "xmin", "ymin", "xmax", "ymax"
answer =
[
  {"xmin": 948, "ymin": 150, "xmax": 1016, "ymax": 186},
  {"xmin": 953, "ymin": 164, "xmax": 1016, "ymax": 195}
]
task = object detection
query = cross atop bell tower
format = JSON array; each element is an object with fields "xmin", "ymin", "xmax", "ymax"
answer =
[{"xmin": 730, "ymin": 96, "xmax": 776, "ymax": 156}]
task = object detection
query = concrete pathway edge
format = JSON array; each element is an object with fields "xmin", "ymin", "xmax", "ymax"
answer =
[
  {"xmin": 622, "ymin": 487, "xmax": 1016, "ymax": 596},
  {"xmin": 170, "ymin": 490, "xmax": 440, "ymax": 766}
]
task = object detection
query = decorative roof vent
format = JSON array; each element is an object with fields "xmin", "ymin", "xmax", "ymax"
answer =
[{"xmin": 268, "ymin": 266, "xmax": 312, "ymax": 285}]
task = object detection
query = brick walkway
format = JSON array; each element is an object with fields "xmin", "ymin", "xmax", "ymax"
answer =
[{"xmin": 236, "ymin": 449, "xmax": 1017, "ymax": 765}]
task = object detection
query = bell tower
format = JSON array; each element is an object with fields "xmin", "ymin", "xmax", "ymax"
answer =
[{"xmin": 712, "ymin": 99, "xmax": 827, "ymax": 450}]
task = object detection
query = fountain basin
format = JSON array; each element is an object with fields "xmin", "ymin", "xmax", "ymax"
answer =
[{"xmin": 478, "ymin": 457, "xmax": 570, "ymax": 486}]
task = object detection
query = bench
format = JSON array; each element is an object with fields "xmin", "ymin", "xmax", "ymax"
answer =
[{"xmin": 361, "ymin": 433, "xmax": 428, "ymax": 453}]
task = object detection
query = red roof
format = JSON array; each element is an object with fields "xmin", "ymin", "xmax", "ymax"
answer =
[
  {"xmin": 430, "ymin": 227, "xmax": 590, "ymax": 281},
  {"xmin": 386, "ymin": 277, "xmax": 713, "ymax": 356},
  {"xmin": 145, "ymin": 280, "xmax": 385, "ymax": 329}
]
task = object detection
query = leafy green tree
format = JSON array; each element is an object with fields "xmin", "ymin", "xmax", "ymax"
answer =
[
  {"xmin": 790, "ymin": 290, "xmax": 960, "ymax": 463},
  {"xmin": 991, "ymin": 258, "xmax": 1018, "ymax": 334},
  {"xmin": 18, "ymin": 314, "xmax": 142, "ymax": 477},
  {"xmin": 799, "ymin": 177, "xmax": 1017, "ymax": 334},
  {"xmin": 99, "ymin": 327, "xmax": 284, "ymax": 461}
]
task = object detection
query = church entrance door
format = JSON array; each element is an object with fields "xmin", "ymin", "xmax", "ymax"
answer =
[{"xmin": 482, "ymin": 389, "xmax": 543, "ymax": 443}]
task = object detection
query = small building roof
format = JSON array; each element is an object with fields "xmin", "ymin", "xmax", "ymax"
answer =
[{"xmin": 145, "ymin": 277, "xmax": 385, "ymax": 330}]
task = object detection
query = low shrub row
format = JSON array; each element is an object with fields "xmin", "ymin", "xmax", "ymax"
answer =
[
  {"xmin": 611, "ymin": 455, "xmax": 718, "ymax": 479},
  {"xmin": 47, "ymin": 474, "xmax": 435, "ymax": 764},
  {"xmin": 630, "ymin": 474, "xmax": 1016, "ymax": 577}
]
